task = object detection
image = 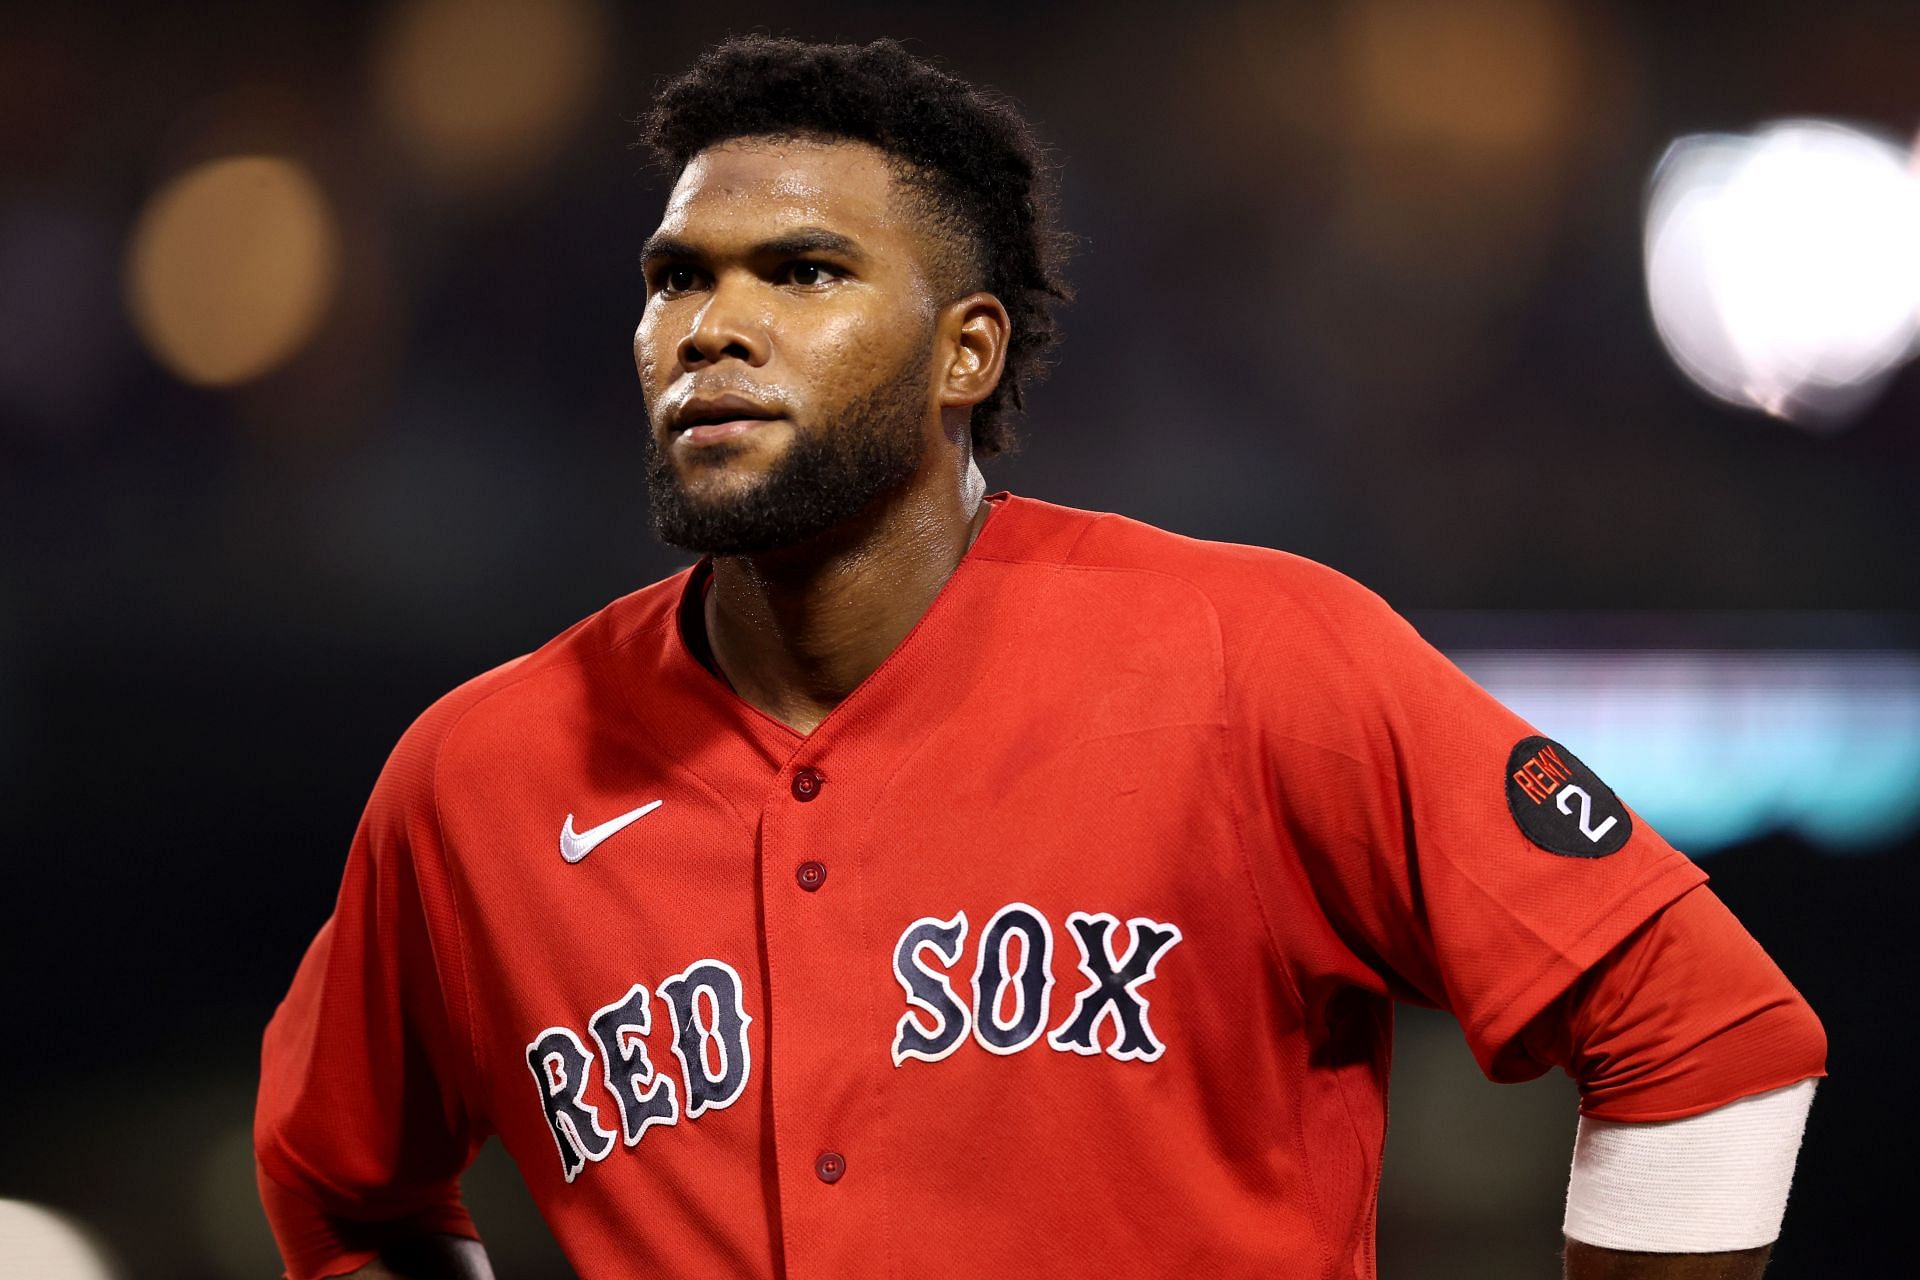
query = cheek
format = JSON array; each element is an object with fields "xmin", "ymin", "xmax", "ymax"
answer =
[
  {"xmin": 632, "ymin": 315, "xmax": 657, "ymax": 373},
  {"xmin": 633, "ymin": 314, "xmax": 671, "ymax": 404},
  {"xmin": 789, "ymin": 311, "xmax": 896, "ymax": 394}
]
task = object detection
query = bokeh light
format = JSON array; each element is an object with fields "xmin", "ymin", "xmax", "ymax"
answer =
[
  {"xmin": 1298, "ymin": 0, "xmax": 1611, "ymax": 413},
  {"xmin": 373, "ymin": 0, "xmax": 608, "ymax": 189},
  {"xmin": 0, "ymin": 1200, "xmax": 120, "ymax": 1280},
  {"xmin": 1644, "ymin": 119, "xmax": 1920, "ymax": 426},
  {"xmin": 124, "ymin": 155, "xmax": 341, "ymax": 387},
  {"xmin": 1338, "ymin": 0, "xmax": 1579, "ymax": 159}
]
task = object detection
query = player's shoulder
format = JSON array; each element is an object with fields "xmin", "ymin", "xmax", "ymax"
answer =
[
  {"xmin": 997, "ymin": 492, "xmax": 1409, "ymax": 656},
  {"xmin": 1001, "ymin": 494, "xmax": 1446, "ymax": 750},
  {"xmin": 371, "ymin": 568, "xmax": 693, "ymax": 802}
]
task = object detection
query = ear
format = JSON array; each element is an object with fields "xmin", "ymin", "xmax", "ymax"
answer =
[{"xmin": 935, "ymin": 292, "xmax": 1011, "ymax": 411}]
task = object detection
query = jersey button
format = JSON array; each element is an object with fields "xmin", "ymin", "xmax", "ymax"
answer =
[
  {"xmin": 796, "ymin": 860, "xmax": 827, "ymax": 892},
  {"xmin": 814, "ymin": 1151, "xmax": 846, "ymax": 1184},
  {"xmin": 790, "ymin": 767, "xmax": 824, "ymax": 801}
]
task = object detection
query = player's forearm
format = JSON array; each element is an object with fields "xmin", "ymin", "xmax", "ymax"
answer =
[
  {"xmin": 341, "ymin": 1234, "xmax": 496, "ymax": 1280},
  {"xmin": 1566, "ymin": 1240, "xmax": 1770, "ymax": 1279}
]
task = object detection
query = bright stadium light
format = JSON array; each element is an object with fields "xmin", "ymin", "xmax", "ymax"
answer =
[{"xmin": 1644, "ymin": 119, "xmax": 1920, "ymax": 427}]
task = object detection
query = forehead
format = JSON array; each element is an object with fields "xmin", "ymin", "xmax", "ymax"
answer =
[{"xmin": 656, "ymin": 137, "xmax": 907, "ymax": 245}]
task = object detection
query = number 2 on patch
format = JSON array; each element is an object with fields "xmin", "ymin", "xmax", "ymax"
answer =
[{"xmin": 1556, "ymin": 784, "xmax": 1619, "ymax": 844}]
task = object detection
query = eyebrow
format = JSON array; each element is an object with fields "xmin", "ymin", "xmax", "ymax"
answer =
[{"xmin": 639, "ymin": 227, "xmax": 868, "ymax": 272}]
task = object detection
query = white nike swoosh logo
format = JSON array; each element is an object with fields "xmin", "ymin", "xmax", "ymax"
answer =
[{"xmin": 560, "ymin": 800, "xmax": 663, "ymax": 863}]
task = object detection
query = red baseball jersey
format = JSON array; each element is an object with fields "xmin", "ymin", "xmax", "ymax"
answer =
[{"xmin": 257, "ymin": 491, "xmax": 1712, "ymax": 1277}]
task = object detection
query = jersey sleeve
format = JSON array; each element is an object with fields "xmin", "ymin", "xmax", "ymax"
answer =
[
  {"xmin": 1235, "ymin": 569, "xmax": 1709, "ymax": 1074},
  {"xmin": 1502, "ymin": 884, "xmax": 1827, "ymax": 1120},
  {"xmin": 255, "ymin": 702, "xmax": 488, "ymax": 1274}
]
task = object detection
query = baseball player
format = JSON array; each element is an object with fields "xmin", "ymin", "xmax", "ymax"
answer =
[{"xmin": 256, "ymin": 36, "xmax": 1826, "ymax": 1280}]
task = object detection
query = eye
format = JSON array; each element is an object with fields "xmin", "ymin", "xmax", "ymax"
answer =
[
  {"xmin": 655, "ymin": 265, "xmax": 701, "ymax": 294},
  {"xmin": 783, "ymin": 261, "xmax": 841, "ymax": 287}
]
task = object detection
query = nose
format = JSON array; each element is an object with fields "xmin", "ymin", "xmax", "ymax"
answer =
[{"xmin": 677, "ymin": 274, "xmax": 769, "ymax": 371}]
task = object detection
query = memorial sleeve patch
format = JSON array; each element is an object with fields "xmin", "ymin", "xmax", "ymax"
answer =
[{"xmin": 1504, "ymin": 735, "xmax": 1632, "ymax": 858}]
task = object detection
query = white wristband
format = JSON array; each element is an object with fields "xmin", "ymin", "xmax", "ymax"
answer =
[{"xmin": 1563, "ymin": 1078, "xmax": 1816, "ymax": 1252}]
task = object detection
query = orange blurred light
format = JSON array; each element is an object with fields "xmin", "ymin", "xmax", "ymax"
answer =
[
  {"xmin": 124, "ymin": 156, "xmax": 341, "ymax": 387},
  {"xmin": 1339, "ymin": 0, "xmax": 1579, "ymax": 158},
  {"xmin": 1319, "ymin": 0, "xmax": 1607, "ymax": 301},
  {"xmin": 374, "ymin": 0, "xmax": 607, "ymax": 188}
]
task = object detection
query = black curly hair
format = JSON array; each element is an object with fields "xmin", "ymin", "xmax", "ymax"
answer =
[{"xmin": 638, "ymin": 35, "xmax": 1076, "ymax": 459}]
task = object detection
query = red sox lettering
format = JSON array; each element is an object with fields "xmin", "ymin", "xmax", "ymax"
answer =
[
  {"xmin": 524, "ymin": 904, "xmax": 1184, "ymax": 1181},
  {"xmin": 893, "ymin": 904, "xmax": 1185, "ymax": 1065},
  {"xmin": 526, "ymin": 959, "xmax": 752, "ymax": 1183}
]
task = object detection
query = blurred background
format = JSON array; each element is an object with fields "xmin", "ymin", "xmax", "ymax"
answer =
[{"xmin": 2, "ymin": 1, "xmax": 1915, "ymax": 1275}]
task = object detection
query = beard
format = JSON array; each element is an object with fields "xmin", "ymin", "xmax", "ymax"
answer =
[{"xmin": 645, "ymin": 330, "xmax": 933, "ymax": 557}]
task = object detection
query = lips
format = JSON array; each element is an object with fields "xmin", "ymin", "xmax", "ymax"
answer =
[
  {"xmin": 672, "ymin": 392, "xmax": 784, "ymax": 434},
  {"xmin": 680, "ymin": 417, "xmax": 784, "ymax": 446}
]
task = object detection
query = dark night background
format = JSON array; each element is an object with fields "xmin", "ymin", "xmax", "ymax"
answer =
[{"xmin": 1, "ymin": 2, "xmax": 1914, "ymax": 1275}]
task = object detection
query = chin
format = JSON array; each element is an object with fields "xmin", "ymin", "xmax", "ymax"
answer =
[
  {"xmin": 672, "ymin": 449, "xmax": 779, "ymax": 499},
  {"xmin": 675, "ymin": 436, "xmax": 763, "ymax": 468}
]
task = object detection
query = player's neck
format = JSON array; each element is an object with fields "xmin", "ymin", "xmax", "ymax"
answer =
[{"xmin": 702, "ymin": 455, "xmax": 990, "ymax": 735}]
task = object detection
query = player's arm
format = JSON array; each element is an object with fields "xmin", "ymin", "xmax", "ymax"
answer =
[
  {"xmin": 1224, "ymin": 569, "xmax": 1822, "ymax": 1272},
  {"xmin": 257, "ymin": 703, "xmax": 492, "ymax": 1280},
  {"xmin": 1507, "ymin": 887, "xmax": 1826, "ymax": 1279}
]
